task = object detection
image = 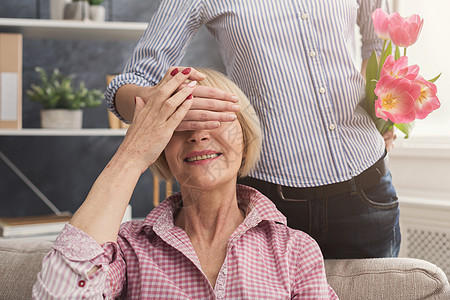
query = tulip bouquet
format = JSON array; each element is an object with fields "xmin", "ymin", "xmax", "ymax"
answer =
[{"xmin": 366, "ymin": 9, "xmax": 441, "ymax": 138}]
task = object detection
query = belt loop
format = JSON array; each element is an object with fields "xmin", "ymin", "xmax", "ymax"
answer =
[{"xmin": 349, "ymin": 178, "xmax": 357, "ymax": 195}]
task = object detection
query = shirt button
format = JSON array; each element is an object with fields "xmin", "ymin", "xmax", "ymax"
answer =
[
  {"xmin": 319, "ymin": 87, "xmax": 326, "ymax": 94},
  {"xmin": 329, "ymin": 124, "xmax": 336, "ymax": 131},
  {"xmin": 309, "ymin": 50, "xmax": 316, "ymax": 57},
  {"xmin": 301, "ymin": 13, "xmax": 309, "ymax": 20},
  {"xmin": 78, "ymin": 280, "xmax": 86, "ymax": 288}
]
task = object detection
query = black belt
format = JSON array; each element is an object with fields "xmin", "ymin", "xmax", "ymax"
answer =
[{"xmin": 274, "ymin": 153, "xmax": 389, "ymax": 201}]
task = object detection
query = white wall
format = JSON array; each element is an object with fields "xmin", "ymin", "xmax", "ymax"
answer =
[
  {"xmin": 393, "ymin": 0, "xmax": 450, "ymax": 137},
  {"xmin": 387, "ymin": 0, "xmax": 450, "ymax": 204}
]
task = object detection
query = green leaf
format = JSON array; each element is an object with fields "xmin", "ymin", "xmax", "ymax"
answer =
[
  {"xmin": 395, "ymin": 122, "xmax": 415, "ymax": 139},
  {"xmin": 428, "ymin": 73, "xmax": 442, "ymax": 83},
  {"xmin": 365, "ymin": 50, "xmax": 379, "ymax": 116},
  {"xmin": 374, "ymin": 118, "xmax": 394, "ymax": 135},
  {"xmin": 26, "ymin": 67, "xmax": 103, "ymax": 109},
  {"xmin": 379, "ymin": 41, "xmax": 392, "ymax": 73},
  {"xmin": 395, "ymin": 46, "xmax": 401, "ymax": 60}
]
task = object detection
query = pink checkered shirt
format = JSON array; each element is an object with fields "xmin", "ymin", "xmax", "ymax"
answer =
[{"xmin": 33, "ymin": 185, "xmax": 338, "ymax": 299}]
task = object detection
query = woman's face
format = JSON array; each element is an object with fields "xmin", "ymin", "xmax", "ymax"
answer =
[{"xmin": 164, "ymin": 119, "xmax": 244, "ymax": 190}]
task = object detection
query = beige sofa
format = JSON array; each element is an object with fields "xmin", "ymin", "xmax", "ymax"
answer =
[{"xmin": 1, "ymin": 238, "xmax": 449, "ymax": 299}]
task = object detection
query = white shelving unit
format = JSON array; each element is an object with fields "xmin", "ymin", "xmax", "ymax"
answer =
[
  {"xmin": 0, "ymin": 18, "xmax": 147, "ymax": 41},
  {"xmin": 0, "ymin": 18, "xmax": 138, "ymax": 214},
  {"xmin": 0, "ymin": 17, "xmax": 140, "ymax": 133}
]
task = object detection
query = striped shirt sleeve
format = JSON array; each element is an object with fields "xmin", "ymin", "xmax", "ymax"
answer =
[
  {"xmin": 104, "ymin": 0, "xmax": 204, "ymax": 123},
  {"xmin": 357, "ymin": 0, "xmax": 389, "ymax": 58},
  {"xmin": 32, "ymin": 224, "xmax": 126, "ymax": 299}
]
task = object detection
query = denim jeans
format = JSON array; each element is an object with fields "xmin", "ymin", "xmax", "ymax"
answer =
[{"xmin": 239, "ymin": 171, "xmax": 401, "ymax": 259}]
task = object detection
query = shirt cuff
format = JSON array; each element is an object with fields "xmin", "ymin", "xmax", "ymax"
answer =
[
  {"xmin": 53, "ymin": 224, "xmax": 118, "ymax": 265},
  {"xmin": 104, "ymin": 73, "xmax": 154, "ymax": 124}
]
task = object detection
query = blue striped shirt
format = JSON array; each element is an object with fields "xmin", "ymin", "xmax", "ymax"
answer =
[{"xmin": 105, "ymin": 0, "xmax": 388, "ymax": 187}]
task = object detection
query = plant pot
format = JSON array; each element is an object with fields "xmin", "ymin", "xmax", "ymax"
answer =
[
  {"xmin": 50, "ymin": 0, "xmax": 70, "ymax": 20},
  {"xmin": 63, "ymin": 2, "xmax": 90, "ymax": 20},
  {"xmin": 89, "ymin": 5, "xmax": 106, "ymax": 22},
  {"xmin": 41, "ymin": 109, "xmax": 83, "ymax": 129}
]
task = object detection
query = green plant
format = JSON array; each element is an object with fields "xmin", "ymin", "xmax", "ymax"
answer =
[
  {"xmin": 88, "ymin": 0, "xmax": 104, "ymax": 5},
  {"xmin": 27, "ymin": 67, "xmax": 103, "ymax": 110}
]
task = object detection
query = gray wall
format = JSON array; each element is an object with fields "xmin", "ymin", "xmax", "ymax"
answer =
[{"xmin": 0, "ymin": 0, "xmax": 224, "ymax": 218}]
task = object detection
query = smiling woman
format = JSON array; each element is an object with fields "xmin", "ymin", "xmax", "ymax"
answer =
[{"xmin": 32, "ymin": 68, "xmax": 337, "ymax": 299}]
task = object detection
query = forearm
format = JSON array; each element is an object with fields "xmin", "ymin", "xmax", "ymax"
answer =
[
  {"xmin": 71, "ymin": 70, "xmax": 197, "ymax": 244},
  {"xmin": 115, "ymin": 84, "xmax": 153, "ymax": 123},
  {"xmin": 70, "ymin": 152, "xmax": 142, "ymax": 245}
]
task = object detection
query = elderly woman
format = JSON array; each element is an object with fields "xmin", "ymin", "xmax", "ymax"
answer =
[{"xmin": 32, "ymin": 68, "xmax": 337, "ymax": 299}]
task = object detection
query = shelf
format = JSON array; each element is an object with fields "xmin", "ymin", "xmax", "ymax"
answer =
[
  {"xmin": 0, "ymin": 18, "xmax": 147, "ymax": 41},
  {"xmin": 0, "ymin": 128, "xmax": 127, "ymax": 136}
]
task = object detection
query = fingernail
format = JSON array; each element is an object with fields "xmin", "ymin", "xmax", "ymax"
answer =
[
  {"xmin": 231, "ymin": 104, "xmax": 240, "ymax": 111},
  {"xmin": 170, "ymin": 68, "xmax": 179, "ymax": 76},
  {"xmin": 231, "ymin": 95, "xmax": 239, "ymax": 102},
  {"xmin": 228, "ymin": 114, "xmax": 237, "ymax": 121},
  {"xmin": 188, "ymin": 81, "xmax": 197, "ymax": 88},
  {"xmin": 186, "ymin": 94, "xmax": 193, "ymax": 100},
  {"xmin": 182, "ymin": 67, "xmax": 192, "ymax": 75}
]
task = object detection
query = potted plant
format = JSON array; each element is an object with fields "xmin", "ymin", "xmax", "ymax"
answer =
[
  {"xmin": 88, "ymin": 0, "xmax": 105, "ymax": 22},
  {"xmin": 64, "ymin": 0, "xmax": 90, "ymax": 20},
  {"xmin": 50, "ymin": 0, "xmax": 70, "ymax": 20},
  {"xmin": 27, "ymin": 67, "xmax": 103, "ymax": 129}
]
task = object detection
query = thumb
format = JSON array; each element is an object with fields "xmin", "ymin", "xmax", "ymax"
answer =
[{"xmin": 132, "ymin": 96, "xmax": 146, "ymax": 122}]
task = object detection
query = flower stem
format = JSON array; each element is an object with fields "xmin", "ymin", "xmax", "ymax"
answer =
[
  {"xmin": 404, "ymin": 47, "xmax": 407, "ymax": 56},
  {"xmin": 376, "ymin": 119, "xmax": 394, "ymax": 135}
]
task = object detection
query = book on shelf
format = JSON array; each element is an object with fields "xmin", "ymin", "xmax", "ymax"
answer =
[
  {"xmin": 0, "ymin": 33, "xmax": 22, "ymax": 129},
  {"xmin": 0, "ymin": 205, "xmax": 132, "ymax": 239},
  {"xmin": 0, "ymin": 213, "xmax": 72, "ymax": 239}
]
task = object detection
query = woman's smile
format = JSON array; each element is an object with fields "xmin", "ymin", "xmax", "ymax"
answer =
[{"xmin": 184, "ymin": 151, "xmax": 223, "ymax": 164}]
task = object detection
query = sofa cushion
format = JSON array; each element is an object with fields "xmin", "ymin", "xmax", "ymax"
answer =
[
  {"xmin": 325, "ymin": 258, "xmax": 450, "ymax": 300},
  {"xmin": 1, "ymin": 239, "xmax": 449, "ymax": 300},
  {"xmin": 0, "ymin": 239, "xmax": 52, "ymax": 300}
]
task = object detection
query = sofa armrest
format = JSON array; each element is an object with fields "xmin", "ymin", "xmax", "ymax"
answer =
[
  {"xmin": 0, "ymin": 239, "xmax": 53, "ymax": 300},
  {"xmin": 325, "ymin": 258, "xmax": 450, "ymax": 300}
]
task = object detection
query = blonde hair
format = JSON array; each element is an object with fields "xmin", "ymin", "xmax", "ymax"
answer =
[{"xmin": 150, "ymin": 68, "xmax": 262, "ymax": 181}]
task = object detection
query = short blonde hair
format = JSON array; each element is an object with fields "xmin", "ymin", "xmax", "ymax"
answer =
[{"xmin": 150, "ymin": 68, "xmax": 262, "ymax": 181}]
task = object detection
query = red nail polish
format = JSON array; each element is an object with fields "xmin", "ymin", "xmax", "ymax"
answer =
[
  {"xmin": 186, "ymin": 94, "xmax": 193, "ymax": 100},
  {"xmin": 182, "ymin": 67, "xmax": 191, "ymax": 75},
  {"xmin": 170, "ymin": 68, "xmax": 179, "ymax": 76}
]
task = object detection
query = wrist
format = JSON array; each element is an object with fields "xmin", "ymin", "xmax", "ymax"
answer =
[
  {"xmin": 111, "ymin": 146, "xmax": 155, "ymax": 175},
  {"xmin": 106, "ymin": 150, "xmax": 145, "ymax": 177}
]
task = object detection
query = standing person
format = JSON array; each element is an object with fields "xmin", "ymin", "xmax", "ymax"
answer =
[
  {"xmin": 105, "ymin": 0, "xmax": 399, "ymax": 259},
  {"xmin": 33, "ymin": 69, "xmax": 338, "ymax": 299}
]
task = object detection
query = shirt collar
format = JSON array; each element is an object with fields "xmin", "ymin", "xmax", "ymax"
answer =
[{"xmin": 141, "ymin": 184, "xmax": 286, "ymax": 233}]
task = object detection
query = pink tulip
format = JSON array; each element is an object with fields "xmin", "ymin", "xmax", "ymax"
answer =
[
  {"xmin": 374, "ymin": 75, "xmax": 421, "ymax": 123},
  {"xmin": 381, "ymin": 55, "xmax": 419, "ymax": 80},
  {"xmin": 413, "ymin": 76, "xmax": 441, "ymax": 119},
  {"xmin": 372, "ymin": 8, "xmax": 391, "ymax": 40},
  {"xmin": 388, "ymin": 12, "xmax": 423, "ymax": 47}
]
